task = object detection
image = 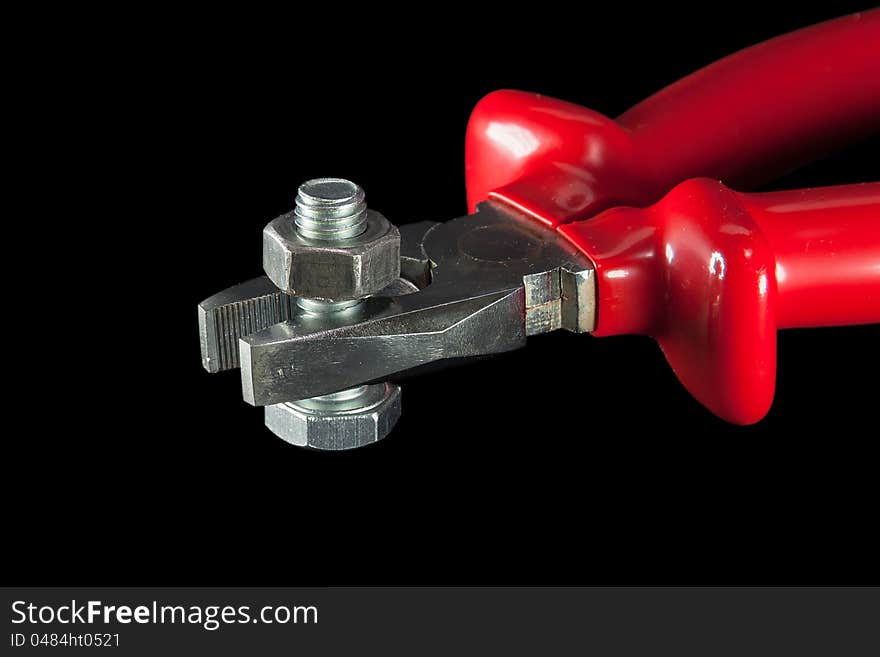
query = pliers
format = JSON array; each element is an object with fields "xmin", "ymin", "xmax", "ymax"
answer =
[{"xmin": 198, "ymin": 10, "xmax": 880, "ymax": 447}]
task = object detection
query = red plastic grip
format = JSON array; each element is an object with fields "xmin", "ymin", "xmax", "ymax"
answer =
[
  {"xmin": 559, "ymin": 180, "xmax": 880, "ymax": 424},
  {"xmin": 465, "ymin": 10, "xmax": 880, "ymax": 228}
]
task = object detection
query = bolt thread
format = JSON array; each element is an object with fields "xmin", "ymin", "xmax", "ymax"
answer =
[
  {"xmin": 290, "ymin": 178, "xmax": 375, "ymax": 414},
  {"xmin": 294, "ymin": 177, "xmax": 367, "ymax": 240},
  {"xmin": 296, "ymin": 297, "xmax": 362, "ymax": 314},
  {"xmin": 311, "ymin": 386, "xmax": 370, "ymax": 403},
  {"xmin": 287, "ymin": 385, "xmax": 376, "ymax": 413}
]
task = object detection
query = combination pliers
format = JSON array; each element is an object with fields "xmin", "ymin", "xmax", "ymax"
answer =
[{"xmin": 199, "ymin": 10, "xmax": 880, "ymax": 448}]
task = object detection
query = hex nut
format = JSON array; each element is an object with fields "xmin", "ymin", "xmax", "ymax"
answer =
[
  {"xmin": 264, "ymin": 383, "xmax": 402, "ymax": 450},
  {"xmin": 263, "ymin": 210, "xmax": 400, "ymax": 301}
]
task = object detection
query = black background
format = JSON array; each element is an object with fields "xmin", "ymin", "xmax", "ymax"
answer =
[{"xmin": 7, "ymin": 4, "xmax": 878, "ymax": 585}]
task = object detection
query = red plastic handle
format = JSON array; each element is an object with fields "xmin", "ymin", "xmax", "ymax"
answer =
[
  {"xmin": 559, "ymin": 180, "xmax": 880, "ymax": 424},
  {"xmin": 465, "ymin": 10, "xmax": 880, "ymax": 228}
]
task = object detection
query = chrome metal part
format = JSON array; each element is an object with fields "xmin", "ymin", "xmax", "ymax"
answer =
[
  {"xmin": 198, "ymin": 276, "xmax": 419, "ymax": 380},
  {"xmin": 260, "ymin": 277, "xmax": 417, "ymax": 447},
  {"xmin": 239, "ymin": 201, "xmax": 596, "ymax": 405},
  {"xmin": 293, "ymin": 178, "xmax": 368, "ymax": 240},
  {"xmin": 198, "ymin": 277, "xmax": 295, "ymax": 373},
  {"xmin": 199, "ymin": 194, "xmax": 596, "ymax": 445},
  {"xmin": 263, "ymin": 209, "xmax": 400, "ymax": 300},
  {"xmin": 264, "ymin": 382, "xmax": 401, "ymax": 450},
  {"xmin": 259, "ymin": 179, "xmax": 406, "ymax": 448},
  {"xmin": 560, "ymin": 264, "xmax": 596, "ymax": 333},
  {"xmin": 240, "ymin": 285, "xmax": 524, "ymax": 406}
]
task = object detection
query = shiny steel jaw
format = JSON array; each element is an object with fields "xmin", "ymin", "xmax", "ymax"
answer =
[
  {"xmin": 198, "ymin": 199, "xmax": 596, "ymax": 445},
  {"xmin": 238, "ymin": 203, "xmax": 596, "ymax": 405}
]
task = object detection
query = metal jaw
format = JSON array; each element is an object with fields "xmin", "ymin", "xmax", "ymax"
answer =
[{"xmin": 198, "ymin": 201, "xmax": 596, "ymax": 416}]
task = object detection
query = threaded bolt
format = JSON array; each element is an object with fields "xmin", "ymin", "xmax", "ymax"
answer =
[
  {"xmin": 266, "ymin": 177, "xmax": 394, "ymax": 448},
  {"xmin": 294, "ymin": 178, "xmax": 367, "ymax": 240}
]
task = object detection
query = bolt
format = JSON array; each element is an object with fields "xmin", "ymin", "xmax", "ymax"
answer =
[
  {"xmin": 291, "ymin": 178, "xmax": 370, "ymax": 313},
  {"xmin": 265, "ymin": 383, "xmax": 402, "ymax": 451},
  {"xmin": 265, "ymin": 178, "xmax": 401, "ymax": 449},
  {"xmin": 262, "ymin": 178, "xmax": 400, "ymax": 299},
  {"xmin": 294, "ymin": 177, "xmax": 368, "ymax": 240}
]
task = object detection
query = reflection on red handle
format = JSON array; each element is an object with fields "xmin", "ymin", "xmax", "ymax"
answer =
[
  {"xmin": 558, "ymin": 180, "xmax": 880, "ymax": 424},
  {"xmin": 465, "ymin": 10, "xmax": 880, "ymax": 228}
]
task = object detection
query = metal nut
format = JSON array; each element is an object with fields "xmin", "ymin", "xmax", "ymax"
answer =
[
  {"xmin": 264, "ymin": 383, "xmax": 401, "ymax": 450},
  {"xmin": 263, "ymin": 210, "xmax": 400, "ymax": 301}
]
